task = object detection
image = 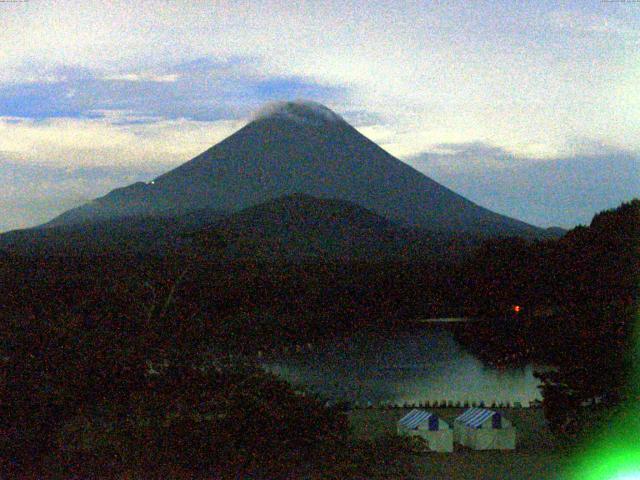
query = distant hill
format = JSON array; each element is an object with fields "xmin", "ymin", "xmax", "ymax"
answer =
[
  {"xmin": 43, "ymin": 100, "xmax": 548, "ymax": 238},
  {"xmin": 190, "ymin": 194, "xmax": 479, "ymax": 261}
]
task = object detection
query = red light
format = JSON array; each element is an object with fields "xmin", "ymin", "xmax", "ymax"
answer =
[{"xmin": 513, "ymin": 305, "xmax": 521, "ymax": 313}]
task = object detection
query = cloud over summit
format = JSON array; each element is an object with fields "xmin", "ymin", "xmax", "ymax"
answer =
[{"xmin": 252, "ymin": 100, "xmax": 345, "ymax": 125}]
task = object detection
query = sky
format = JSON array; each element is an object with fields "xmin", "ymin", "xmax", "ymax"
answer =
[{"xmin": 0, "ymin": 0, "xmax": 638, "ymax": 232}]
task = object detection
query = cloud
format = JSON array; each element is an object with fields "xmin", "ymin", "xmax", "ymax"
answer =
[
  {"xmin": 0, "ymin": 58, "xmax": 345, "ymax": 122},
  {"xmin": 426, "ymin": 142, "xmax": 518, "ymax": 166},
  {"xmin": 0, "ymin": 114, "xmax": 245, "ymax": 168},
  {"xmin": 252, "ymin": 100, "xmax": 345, "ymax": 124},
  {"xmin": 409, "ymin": 143, "xmax": 640, "ymax": 228},
  {"xmin": 103, "ymin": 72, "xmax": 180, "ymax": 83}
]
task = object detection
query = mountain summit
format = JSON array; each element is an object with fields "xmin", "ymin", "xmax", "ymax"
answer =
[{"xmin": 46, "ymin": 100, "xmax": 543, "ymax": 237}]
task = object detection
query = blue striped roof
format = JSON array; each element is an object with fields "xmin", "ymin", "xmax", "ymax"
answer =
[
  {"xmin": 398, "ymin": 409, "xmax": 437, "ymax": 430},
  {"xmin": 455, "ymin": 408, "xmax": 497, "ymax": 429}
]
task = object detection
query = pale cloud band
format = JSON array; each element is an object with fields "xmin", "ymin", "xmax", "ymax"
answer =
[{"xmin": 0, "ymin": 114, "xmax": 244, "ymax": 168}]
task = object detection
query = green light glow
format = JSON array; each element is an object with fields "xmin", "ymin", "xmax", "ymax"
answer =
[
  {"xmin": 567, "ymin": 407, "xmax": 640, "ymax": 479},
  {"xmin": 568, "ymin": 308, "xmax": 640, "ymax": 480},
  {"xmin": 611, "ymin": 474, "xmax": 640, "ymax": 480}
]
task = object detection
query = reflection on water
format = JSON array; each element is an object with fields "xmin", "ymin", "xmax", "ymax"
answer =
[{"xmin": 261, "ymin": 327, "xmax": 544, "ymax": 405}]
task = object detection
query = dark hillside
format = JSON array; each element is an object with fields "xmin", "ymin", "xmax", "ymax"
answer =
[{"xmin": 0, "ymin": 194, "xmax": 480, "ymax": 261}]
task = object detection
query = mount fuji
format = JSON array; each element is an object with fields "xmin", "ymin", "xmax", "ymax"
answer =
[{"xmin": 43, "ymin": 100, "xmax": 543, "ymax": 237}]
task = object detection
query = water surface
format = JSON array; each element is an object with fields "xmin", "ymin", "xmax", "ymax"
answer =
[{"xmin": 261, "ymin": 326, "xmax": 543, "ymax": 406}]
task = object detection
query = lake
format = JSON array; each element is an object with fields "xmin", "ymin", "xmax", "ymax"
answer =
[{"xmin": 260, "ymin": 325, "xmax": 544, "ymax": 406}]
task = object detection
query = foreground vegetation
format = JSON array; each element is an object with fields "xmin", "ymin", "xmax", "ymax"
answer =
[
  {"xmin": 0, "ymin": 200, "xmax": 637, "ymax": 477},
  {"xmin": 2, "ymin": 342, "xmax": 417, "ymax": 478}
]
